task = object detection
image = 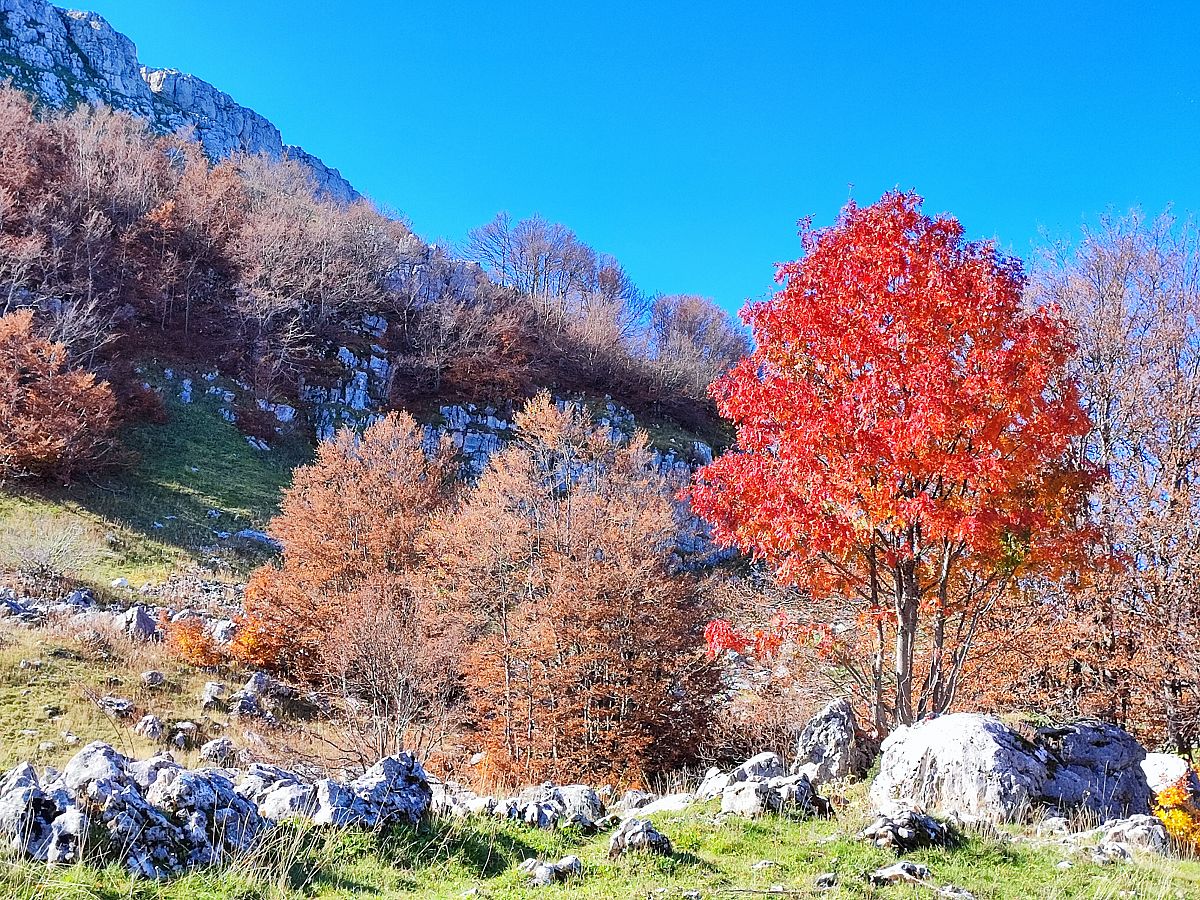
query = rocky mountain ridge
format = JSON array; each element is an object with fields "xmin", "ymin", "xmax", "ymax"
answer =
[{"xmin": 0, "ymin": 0, "xmax": 358, "ymax": 202}]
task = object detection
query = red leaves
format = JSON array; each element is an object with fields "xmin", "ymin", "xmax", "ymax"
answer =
[
  {"xmin": 691, "ymin": 193, "xmax": 1098, "ymax": 723},
  {"xmin": 704, "ymin": 619, "xmax": 749, "ymax": 657},
  {"xmin": 690, "ymin": 191, "xmax": 1092, "ymax": 586}
]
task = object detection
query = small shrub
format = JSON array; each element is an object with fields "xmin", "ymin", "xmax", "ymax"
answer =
[
  {"xmin": 226, "ymin": 606, "xmax": 287, "ymax": 670},
  {"xmin": 111, "ymin": 373, "xmax": 169, "ymax": 425},
  {"xmin": 0, "ymin": 310, "xmax": 119, "ymax": 483},
  {"xmin": 233, "ymin": 402, "xmax": 279, "ymax": 442},
  {"xmin": 160, "ymin": 613, "xmax": 224, "ymax": 667},
  {"xmin": 1154, "ymin": 774, "xmax": 1200, "ymax": 852},
  {"xmin": 0, "ymin": 512, "xmax": 100, "ymax": 595}
]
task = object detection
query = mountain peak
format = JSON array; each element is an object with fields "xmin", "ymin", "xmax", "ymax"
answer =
[{"xmin": 0, "ymin": 0, "xmax": 358, "ymax": 203}]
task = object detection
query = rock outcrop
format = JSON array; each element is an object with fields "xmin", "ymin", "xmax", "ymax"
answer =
[
  {"xmin": 791, "ymin": 699, "xmax": 873, "ymax": 786},
  {"xmin": 608, "ymin": 817, "xmax": 672, "ymax": 857},
  {"xmin": 1142, "ymin": 752, "xmax": 1197, "ymax": 796},
  {"xmin": 0, "ymin": 741, "xmax": 430, "ymax": 878},
  {"xmin": 870, "ymin": 713, "xmax": 1153, "ymax": 823},
  {"xmin": 0, "ymin": 0, "xmax": 357, "ymax": 202},
  {"xmin": 859, "ymin": 802, "xmax": 955, "ymax": 852}
]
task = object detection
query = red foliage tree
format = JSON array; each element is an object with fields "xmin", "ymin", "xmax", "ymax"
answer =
[{"xmin": 690, "ymin": 192, "xmax": 1095, "ymax": 732}]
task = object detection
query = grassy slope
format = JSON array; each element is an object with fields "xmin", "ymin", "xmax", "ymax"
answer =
[
  {"xmin": 0, "ymin": 372, "xmax": 312, "ymax": 590},
  {"xmin": 3, "ymin": 617, "xmax": 1197, "ymax": 899},
  {"xmin": 0, "ymin": 619, "xmax": 235, "ymax": 772},
  {"xmin": 2, "ymin": 802, "xmax": 1199, "ymax": 899}
]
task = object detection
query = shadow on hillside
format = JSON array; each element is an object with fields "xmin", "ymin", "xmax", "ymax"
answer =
[
  {"xmin": 3, "ymin": 384, "xmax": 315, "ymax": 588},
  {"xmin": 399, "ymin": 822, "xmax": 545, "ymax": 879}
]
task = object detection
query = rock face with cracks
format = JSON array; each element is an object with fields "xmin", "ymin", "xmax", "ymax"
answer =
[
  {"xmin": 870, "ymin": 713, "xmax": 1152, "ymax": 823},
  {"xmin": 0, "ymin": 0, "xmax": 358, "ymax": 202},
  {"xmin": 791, "ymin": 699, "xmax": 873, "ymax": 786}
]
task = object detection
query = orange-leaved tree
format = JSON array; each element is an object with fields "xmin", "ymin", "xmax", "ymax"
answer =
[
  {"xmin": 432, "ymin": 392, "xmax": 718, "ymax": 784},
  {"xmin": 0, "ymin": 310, "xmax": 118, "ymax": 483},
  {"xmin": 239, "ymin": 411, "xmax": 461, "ymax": 761},
  {"xmin": 690, "ymin": 191, "xmax": 1095, "ymax": 733}
]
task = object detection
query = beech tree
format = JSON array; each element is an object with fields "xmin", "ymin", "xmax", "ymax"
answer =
[
  {"xmin": 432, "ymin": 393, "xmax": 718, "ymax": 783},
  {"xmin": 691, "ymin": 192, "xmax": 1094, "ymax": 732},
  {"xmin": 650, "ymin": 293, "xmax": 749, "ymax": 401},
  {"xmin": 1019, "ymin": 210, "xmax": 1200, "ymax": 751},
  {"xmin": 240, "ymin": 412, "xmax": 461, "ymax": 761},
  {"xmin": 0, "ymin": 310, "xmax": 118, "ymax": 483}
]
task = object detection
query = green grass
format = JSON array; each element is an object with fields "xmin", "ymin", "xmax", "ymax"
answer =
[
  {"xmin": 0, "ymin": 371, "xmax": 312, "ymax": 590},
  {"xmin": 0, "ymin": 618, "xmax": 249, "ymax": 771},
  {"xmin": 1, "ymin": 803, "xmax": 1198, "ymax": 899}
]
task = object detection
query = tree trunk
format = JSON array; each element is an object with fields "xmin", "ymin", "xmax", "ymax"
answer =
[{"xmin": 893, "ymin": 559, "xmax": 920, "ymax": 726}]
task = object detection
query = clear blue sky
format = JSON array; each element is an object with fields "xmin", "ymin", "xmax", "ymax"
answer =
[{"xmin": 85, "ymin": 1, "xmax": 1200, "ymax": 313}]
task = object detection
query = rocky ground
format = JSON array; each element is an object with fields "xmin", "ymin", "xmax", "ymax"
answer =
[{"xmin": 0, "ymin": 608, "xmax": 1198, "ymax": 898}]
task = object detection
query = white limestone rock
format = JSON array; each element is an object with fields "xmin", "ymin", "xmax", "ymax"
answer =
[
  {"xmin": 0, "ymin": 0, "xmax": 358, "ymax": 202},
  {"xmin": 791, "ymin": 699, "xmax": 872, "ymax": 786},
  {"xmin": 608, "ymin": 817, "xmax": 672, "ymax": 857},
  {"xmin": 870, "ymin": 713, "xmax": 1152, "ymax": 824}
]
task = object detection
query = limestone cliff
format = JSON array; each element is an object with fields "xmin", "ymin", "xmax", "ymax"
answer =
[{"xmin": 0, "ymin": 0, "xmax": 358, "ymax": 203}]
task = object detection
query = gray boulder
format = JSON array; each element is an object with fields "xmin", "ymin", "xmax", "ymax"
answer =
[
  {"xmin": 791, "ymin": 699, "xmax": 872, "ymax": 785},
  {"xmin": 696, "ymin": 766, "xmax": 731, "ymax": 800},
  {"xmin": 145, "ymin": 768, "xmax": 264, "ymax": 866},
  {"xmin": 1096, "ymin": 814, "xmax": 1170, "ymax": 855},
  {"xmin": 199, "ymin": 738, "xmax": 238, "ymax": 767},
  {"xmin": 259, "ymin": 782, "xmax": 317, "ymax": 821},
  {"xmin": 730, "ymin": 751, "xmax": 785, "ymax": 782},
  {"xmin": 199, "ymin": 682, "xmax": 225, "ymax": 710},
  {"xmin": 1039, "ymin": 721, "xmax": 1151, "ymax": 816},
  {"xmin": 720, "ymin": 773, "xmax": 823, "ymax": 818},
  {"xmin": 121, "ymin": 605, "xmax": 159, "ymax": 641},
  {"xmin": 556, "ymin": 784, "xmax": 605, "ymax": 825},
  {"xmin": 209, "ymin": 619, "xmax": 237, "ymax": 644},
  {"xmin": 699, "ymin": 751, "xmax": 786, "ymax": 801},
  {"xmin": 97, "ymin": 695, "xmax": 135, "ymax": 719},
  {"xmin": 0, "ymin": 741, "xmax": 431, "ymax": 877},
  {"xmin": 134, "ymin": 715, "xmax": 165, "ymax": 741},
  {"xmin": 520, "ymin": 854, "xmax": 582, "ymax": 887},
  {"xmin": 57, "ymin": 743, "xmax": 192, "ymax": 879},
  {"xmin": 312, "ymin": 754, "xmax": 430, "ymax": 828},
  {"xmin": 128, "ymin": 753, "xmax": 182, "ymax": 790},
  {"xmin": 870, "ymin": 713, "xmax": 1152, "ymax": 824},
  {"xmin": 235, "ymin": 763, "xmax": 316, "ymax": 821},
  {"xmin": 608, "ymin": 817, "xmax": 672, "ymax": 857},
  {"xmin": 0, "ymin": 763, "xmax": 62, "ymax": 861},
  {"xmin": 507, "ymin": 783, "xmax": 604, "ymax": 830},
  {"xmin": 859, "ymin": 802, "xmax": 954, "ymax": 852},
  {"xmin": 61, "ymin": 740, "xmax": 128, "ymax": 790},
  {"xmin": 870, "ymin": 860, "xmax": 932, "ymax": 885},
  {"xmin": 1141, "ymin": 752, "xmax": 1193, "ymax": 795}
]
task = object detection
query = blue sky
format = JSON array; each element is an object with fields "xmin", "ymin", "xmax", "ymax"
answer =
[{"xmin": 86, "ymin": 1, "xmax": 1200, "ymax": 314}]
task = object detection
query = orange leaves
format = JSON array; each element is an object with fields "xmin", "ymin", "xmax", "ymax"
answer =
[
  {"xmin": 160, "ymin": 614, "xmax": 224, "ymax": 668},
  {"xmin": 1154, "ymin": 775, "xmax": 1200, "ymax": 851},
  {"xmin": 435, "ymin": 393, "xmax": 719, "ymax": 783},
  {"xmin": 0, "ymin": 310, "xmax": 118, "ymax": 483}
]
